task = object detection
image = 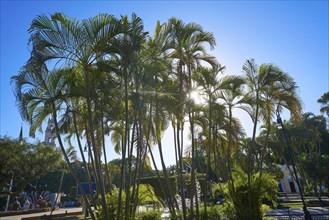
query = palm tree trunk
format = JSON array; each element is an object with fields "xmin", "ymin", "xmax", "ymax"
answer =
[
  {"xmin": 85, "ymin": 77, "xmax": 109, "ymax": 220},
  {"xmin": 259, "ymin": 123, "xmax": 271, "ymax": 177},
  {"xmin": 131, "ymin": 97, "xmax": 148, "ymax": 217},
  {"xmin": 147, "ymin": 140, "xmax": 174, "ymax": 214},
  {"xmin": 227, "ymin": 107, "xmax": 236, "ymax": 201},
  {"xmin": 131, "ymin": 122, "xmax": 148, "ymax": 217},
  {"xmin": 175, "ymin": 121, "xmax": 188, "ymax": 219},
  {"xmin": 125, "ymin": 121, "xmax": 136, "ymax": 220},
  {"xmin": 51, "ymin": 107, "xmax": 95, "ymax": 220},
  {"xmin": 73, "ymin": 112, "xmax": 97, "ymax": 209},
  {"xmin": 118, "ymin": 131, "xmax": 126, "ymax": 220},
  {"xmin": 84, "ymin": 124, "xmax": 98, "ymax": 184},
  {"xmin": 204, "ymin": 96, "xmax": 212, "ymax": 218},
  {"xmin": 189, "ymin": 110, "xmax": 198, "ymax": 218},
  {"xmin": 249, "ymin": 91, "xmax": 260, "ymax": 211},
  {"xmin": 50, "ymin": 169, "xmax": 64, "ymax": 215},
  {"xmin": 146, "ymin": 103, "xmax": 175, "ymax": 215},
  {"xmin": 118, "ymin": 66, "xmax": 129, "ymax": 220},
  {"xmin": 100, "ymin": 107, "xmax": 111, "ymax": 194}
]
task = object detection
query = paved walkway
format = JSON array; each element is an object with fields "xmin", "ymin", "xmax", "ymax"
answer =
[
  {"xmin": 266, "ymin": 207, "xmax": 329, "ymax": 218},
  {"xmin": 0, "ymin": 207, "xmax": 82, "ymax": 220},
  {"xmin": 2, "ymin": 206, "xmax": 329, "ymax": 219}
]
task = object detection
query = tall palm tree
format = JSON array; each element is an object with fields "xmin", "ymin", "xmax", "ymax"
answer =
[
  {"xmin": 11, "ymin": 66, "xmax": 96, "ymax": 219},
  {"xmin": 138, "ymin": 20, "xmax": 181, "ymax": 217},
  {"xmin": 110, "ymin": 13, "xmax": 148, "ymax": 220},
  {"xmin": 192, "ymin": 65, "xmax": 225, "ymax": 216},
  {"xmin": 215, "ymin": 74, "xmax": 247, "ymax": 199},
  {"xmin": 258, "ymin": 74, "xmax": 302, "ymax": 175},
  {"xmin": 242, "ymin": 58, "xmax": 302, "ymax": 209},
  {"xmin": 167, "ymin": 17, "xmax": 217, "ymax": 217},
  {"xmin": 25, "ymin": 12, "xmax": 125, "ymax": 219}
]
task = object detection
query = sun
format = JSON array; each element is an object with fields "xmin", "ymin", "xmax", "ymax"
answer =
[{"xmin": 189, "ymin": 89, "xmax": 206, "ymax": 105}]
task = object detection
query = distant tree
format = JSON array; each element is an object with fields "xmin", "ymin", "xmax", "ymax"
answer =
[
  {"xmin": 0, "ymin": 137, "xmax": 61, "ymax": 196},
  {"xmin": 302, "ymin": 152, "xmax": 329, "ymax": 201},
  {"xmin": 318, "ymin": 92, "xmax": 329, "ymax": 118}
]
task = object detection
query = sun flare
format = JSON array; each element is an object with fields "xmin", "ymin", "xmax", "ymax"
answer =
[{"xmin": 189, "ymin": 90, "xmax": 206, "ymax": 105}]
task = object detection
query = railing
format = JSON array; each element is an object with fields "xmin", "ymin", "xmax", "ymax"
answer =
[{"xmin": 277, "ymin": 216, "xmax": 329, "ymax": 220}]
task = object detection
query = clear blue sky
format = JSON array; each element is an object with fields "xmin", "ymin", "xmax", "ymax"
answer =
[{"xmin": 1, "ymin": 1, "xmax": 328, "ymax": 166}]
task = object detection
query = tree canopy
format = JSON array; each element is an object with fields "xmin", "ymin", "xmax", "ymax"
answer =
[{"xmin": 0, "ymin": 137, "xmax": 62, "ymax": 195}]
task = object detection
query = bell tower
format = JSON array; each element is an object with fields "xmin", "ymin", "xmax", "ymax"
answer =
[{"xmin": 44, "ymin": 118, "xmax": 56, "ymax": 146}]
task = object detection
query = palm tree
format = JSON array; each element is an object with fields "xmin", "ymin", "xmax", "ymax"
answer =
[
  {"xmin": 317, "ymin": 92, "xmax": 329, "ymax": 118},
  {"xmin": 26, "ymin": 13, "xmax": 126, "ymax": 219},
  {"xmin": 192, "ymin": 65, "xmax": 226, "ymax": 216},
  {"xmin": 258, "ymin": 73, "xmax": 302, "ymax": 175},
  {"xmin": 242, "ymin": 59, "xmax": 302, "ymax": 209},
  {"xmin": 167, "ymin": 17, "xmax": 217, "ymax": 217},
  {"xmin": 50, "ymin": 145, "xmax": 77, "ymax": 215},
  {"xmin": 11, "ymin": 66, "xmax": 96, "ymax": 219},
  {"xmin": 215, "ymin": 74, "xmax": 247, "ymax": 200},
  {"xmin": 106, "ymin": 13, "xmax": 148, "ymax": 220}
]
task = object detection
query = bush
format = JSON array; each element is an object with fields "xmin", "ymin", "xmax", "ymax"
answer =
[
  {"xmin": 138, "ymin": 210, "xmax": 161, "ymax": 220},
  {"xmin": 223, "ymin": 167, "xmax": 278, "ymax": 220},
  {"xmin": 199, "ymin": 205, "xmax": 223, "ymax": 220},
  {"xmin": 217, "ymin": 202, "xmax": 237, "ymax": 220},
  {"xmin": 261, "ymin": 204, "xmax": 270, "ymax": 216},
  {"xmin": 140, "ymin": 176, "xmax": 176, "ymax": 202},
  {"xmin": 96, "ymin": 189, "xmax": 126, "ymax": 220}
]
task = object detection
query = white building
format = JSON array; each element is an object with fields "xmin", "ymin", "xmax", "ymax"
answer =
[{"xmin": 278, "ymin": 165, "xmax": 300, "ymax": 193}]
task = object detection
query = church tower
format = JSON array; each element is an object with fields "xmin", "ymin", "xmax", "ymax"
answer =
[{"xmin": 44, "ymin": 118, "xmax": 56, "ymax": 146}]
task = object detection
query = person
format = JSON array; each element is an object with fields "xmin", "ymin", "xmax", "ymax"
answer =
[
  {"xmin": 23, "ymin": 199, "xmax": 30, "ymax": 211},
  {"xmin": 13, "ymin": 198, "xmax": 22, "ymax": 211}
]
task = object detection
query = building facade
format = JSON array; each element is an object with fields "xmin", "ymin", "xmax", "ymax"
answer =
[
  {"xmin": 278, "ymin": 164, "xmax": 300, "ymax": 193},
  {"xmin": 44, "ymin": 118, "xmax": 56, "ymax": 146}
]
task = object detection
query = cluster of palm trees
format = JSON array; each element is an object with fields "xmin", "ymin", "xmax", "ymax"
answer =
[{"xmin": 11, "ymin": 12, "xmax": 302, "ymax": 219}]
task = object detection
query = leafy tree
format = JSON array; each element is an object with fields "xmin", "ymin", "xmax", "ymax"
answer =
[
  {"xmin": 0, "ymin": 137, "xmax": 61, "ymax": 196},
  {"xmin": 318, "ymin": 92, "xmax": 329, "ymax": 118},
  {"xmin": 302, "ymin": 153, "xmax": 329, "ymax": 200}
]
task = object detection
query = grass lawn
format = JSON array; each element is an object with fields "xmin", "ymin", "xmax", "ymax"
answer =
[
  {"xmin": 41, "ymin": 214, "xmax": 85, "ymax": 220},
  {"xmin": 277, "ymin": 202, "xmax": 303, "ymax": 209}
]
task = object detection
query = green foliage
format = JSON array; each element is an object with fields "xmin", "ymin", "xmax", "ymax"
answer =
[
  {"xmin": 137, "ymin": 184, "xmax": 164, "ymax": 207},
  {"xmin": 70, "ymin": 186, "xmax": 77, "ymax": 199},
  {"xmin": 40, "ymin": 161, "xmax": 89, "ymax": 194},
  {"xmin": 0, "ymin": 137, "xmax": 62, "ymax": 194},
  {"xmin": 199, "ymin": 205, "xmax": 224, "ymax": 220},
  {"xmin": 318, "ymin": 92, "xmax": 329, "ymax": 118},
  {"xmin": 302, "ymin": 153, "xmax": 329, "ymax": 193},
  {"xmin": 223, "ymin": 166, "xmax": 277, "ymax": 220},
  {"xmin": 140, "ymin": 176, "xmax": 176, "ymax": 201},
  {"xmin": 137, "ymin": 210, "xmax": 161, "ymax": 220},
  {"xmin": 96, "ymin": 184, "xmax": 162, "ymax": 220},
  {"xmin": 217, "ymin": 202, "xmax": 237, "ymax": 219},
  {"xmin": 96, "ymin": 189, "xmax": 126, "ymax": 220}
]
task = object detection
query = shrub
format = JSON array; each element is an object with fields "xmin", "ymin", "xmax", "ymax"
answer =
[
  {"xmin": 140, "ymin": 176, "xmax": 176, "ymax": 202},
  {"xmin": 96, "ymin": 189, "xmax": 126, "ymax": 220},
  {"xmin": 199, "ymin": 205, "xmax": 223, "ymax": 220},
  {"xmin": 223, "ymin": 166, "xmax": 278, "ymax": 220},
  {"xmin": 138, "ymin": 210, "xmax": 161, "ymax": 220},
  {"xmin": 217, "ymin": 202, "xmax": 237, "ymax": 220}
]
